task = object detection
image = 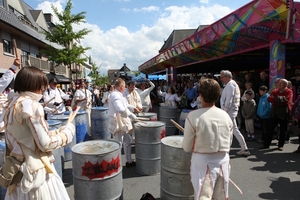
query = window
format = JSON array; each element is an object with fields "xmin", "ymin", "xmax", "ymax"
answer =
[
  {"xmin": 0, "ymin": 0, "xmax": 4, "ymax": 8},
  {"xmin": 21, "ymin": 50, "xmax": 29, "ymax": 66},
  {"xmin": 3, "ymin": 39, "xmax": 12, "ymax": 54}
]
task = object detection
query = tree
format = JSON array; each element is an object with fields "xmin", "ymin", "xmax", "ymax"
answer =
[
  {"xmin": 42, "ymin": 0, "xmax": 91, "ymax": 69},
  {"xmin": 89, "ymin": 63, "xmax": 109, "ymax": 87}
]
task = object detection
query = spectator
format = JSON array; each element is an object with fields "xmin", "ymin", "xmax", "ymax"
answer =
[
  {"xmin": 242, "ymin": 90, "xmax": 257, "ymax": 141},
  {"xmin": 260, "ymin": 79, "xmax": 293, "ymax": 151},
  {"xmin": 220, "ymin": 70, "xmax": 250, "ymax": 156},
  {"xmin": 256, "ymin": 86, "xmax": 272, "ymax": 143}
]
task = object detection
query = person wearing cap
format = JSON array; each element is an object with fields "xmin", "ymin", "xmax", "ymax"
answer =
[
  {"xmin": 42, "ymin": 77, "xmax": 71, "ymax": 116},
  {"xmin": 135, "ymin": 79, "xmax": 155, "ymax": 112}
]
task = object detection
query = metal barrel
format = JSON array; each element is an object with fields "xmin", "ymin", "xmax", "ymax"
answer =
[
  {"xmin": 49, "ymin": 114, "xmax": 76, "ymax": 162},
  {"xmin": 160, "ymin": 136, "xmax": 194, "ymax": 200},
  {"xmin": 47, "ymin": 119, "xmax": 64, "ymax": 178},
  {"xmin": 0, "ymin": 141, "xmax": 7, "ymax": 199},
  {"xmin": 136, "ymin": 112, "xmax": 158, "ymax": 121},
  {"xmin": 72, "ymin": 140, "xmax": 123, "ymax": 200},
  {"xmin": 179, "ymin": 109, "xmax": 192, "ymax": 135},
  {"xmin": 65, "ymin": 111, "xmax": 88, "ymax": 143},
  {"xmin": 91, "ymin": 107, "xmax": 110, "ymax": 140},
  {"xmin": 158, "ymin": 106, "xmax": 178, "ymax": 136},
  {"xmin": 133, "ymin": 121, "xmax": 165, "ymax": 175}
]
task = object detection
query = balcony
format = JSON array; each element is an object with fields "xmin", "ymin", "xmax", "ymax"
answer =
[{"xmin": 28, "ymin": 57, "xmax": 67, "ymax": 75}]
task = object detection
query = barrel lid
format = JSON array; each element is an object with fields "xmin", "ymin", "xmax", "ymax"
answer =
[
  {"xmin": 135, "ymin": 121, "xmax": 164, "ymax": 127},
  {"xmin": 64, "ymin": 110, "xmax": 86, "ymax": 115},
  {"xmin": 47, "ymin": 120, "xmax": 62, "ymax": 126},
  {"xmin": 92, "ymin": 107, "xmax": 108, "ymax": 111},
  {"xmin": 161, "ymin": 136, "xmax": 184, "ymax": 148},
  {"xmin": 72, "ymin": 140, "xmax": 121, "ymax": 155},
  {"xmin": 137, "ymin": 112, "xmax": 156, "ymax": 117},
  {"xmin": 0, "ymin": 141, "xmax": 5, "ymax": 149},
  {"xmin": 49, "ymin": 115, "xmax": 69, "ymax": 120}
]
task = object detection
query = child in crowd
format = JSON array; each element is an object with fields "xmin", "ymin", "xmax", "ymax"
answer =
[
  {"xmin": 241, "ymin": 82, "xmax": 255, "ymax": 101},
  {"xmin": 256, "ymin": 86, "xmax": 272, "ymax": 143},
  {"xmin": 242, "ymin": 90, "xmax": 257, "ymax": 141}
]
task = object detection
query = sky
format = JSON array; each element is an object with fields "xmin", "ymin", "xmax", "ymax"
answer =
[{"xmin": 24, "ymin": 0, "xmax": 268, "ymax": 75}]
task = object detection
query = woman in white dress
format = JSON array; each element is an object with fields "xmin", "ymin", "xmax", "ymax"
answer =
[
  {"xmin": 102, "ymin": 85, "xmax": 114, "ymax": 107},
  {"xmin": 157, "ymin": 86, "xmax": 182, "ymax": 107},
  {"xmin": 3, "ymin": 67, "xmax": 75, "ymax": 200}
]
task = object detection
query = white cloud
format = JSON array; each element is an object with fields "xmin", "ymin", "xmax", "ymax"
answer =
[
  {"xmin": 34, "ymin": 1, "xmax": 233, "ymax": 75},
  {"xmin": 199, "ymin": 0, "xmax": 209, "ymax": 4},
  {"xmin": 133, "ymin": 6, "xmax": 160, "ymax": 13}
]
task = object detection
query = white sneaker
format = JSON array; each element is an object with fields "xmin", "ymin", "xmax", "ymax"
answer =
[{"xmin": 236, "ymin": 149, "xmax": 250, "ymax": 156}]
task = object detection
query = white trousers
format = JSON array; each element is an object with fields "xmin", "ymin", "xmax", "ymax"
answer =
[
  {"xmin": 113, "ymin": 131, "xmax": 133, "ymax": 163},
  {"xmin": 190, "ymin": 152, "xmax": 230, "ymax": 199},
  {"xmin": 227, "ymin": 109, "xmax": 248, "ymax": 150}
]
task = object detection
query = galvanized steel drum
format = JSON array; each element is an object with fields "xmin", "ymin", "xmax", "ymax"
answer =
[
  {"xmin": 65, "ymin": 110, "xmax": 88, "ymax": 143},
  {"xmin": 161, "ymin": 136, "xmax": 194, "ymax": 200},
  {"xmin": 133, "ymin": 121, "xmax": 165, "ymax": 175},
  {"xmin": 47, "ymin": 120, "xmax": 64, "ymax": 178},
  {"xmin": 136, "ymin": 112, "xmax": 158, "ymax": 121},
  {"xmin": 49, "ymin": 114, "xmax": 76, "ymax": 161},
  {"xmin": 91, "ymin": 107, "xmax": 110, "ymax": 139},
  {"xmin": 159, "ymin": 106, "xmax": 178, "ymax": 136},
  {"xmin": 179, "ymin": 109, "xmax": 192, "ymax": 135},
  {"xmin": 72, "ymin": 140, "xmax": 123, "ymax": 200}
]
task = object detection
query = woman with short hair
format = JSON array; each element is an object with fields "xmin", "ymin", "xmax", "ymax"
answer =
[{"xmin": 183, "ymin": 78, "xmax": 233, "ymax": 200}]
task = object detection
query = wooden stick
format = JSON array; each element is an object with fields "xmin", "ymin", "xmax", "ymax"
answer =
[
  {"xmin": 44, "ymin": 96, "xmax": 55, "ymax": 105},
  {"xmin": 170, "ymin": 119, "xmax": 184, "ymax": 132},
  {"xmin": 136, "ymin": 117, "xmax": 150, "ymax": 121},
  {"xmin": 67, "ymin": 106, "xmax": 80, "ymax": 123},
  {"xmin": 12, "ymin": 39, "xmax": 22, "ymax": 69},
  {"xmin": 12, "ymin": 39, "xmax": 18, "ymax": 58},
  {"xmin": 135, "ymin": 119, "xmax": 147, "ymax": 124}
]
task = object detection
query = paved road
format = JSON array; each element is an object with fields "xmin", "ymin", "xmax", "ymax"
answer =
[{"xmin": 63, "ymin": 132, "xmax": 300, "ymax": 200}]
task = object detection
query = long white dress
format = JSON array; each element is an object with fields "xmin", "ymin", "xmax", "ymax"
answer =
[{"xmin": 3, "ymin": 92, "xmax": 75, "ymax": 200}]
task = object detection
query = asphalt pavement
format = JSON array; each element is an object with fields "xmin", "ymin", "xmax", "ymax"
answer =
[{"xmin": 62, "ymin": 106, "xmax": 300, "ymax": 200}]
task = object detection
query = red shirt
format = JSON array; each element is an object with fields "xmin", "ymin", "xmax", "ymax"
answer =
[{"xmin": 268, "ymin": 88, "xmax": 293, "ymax": 111}]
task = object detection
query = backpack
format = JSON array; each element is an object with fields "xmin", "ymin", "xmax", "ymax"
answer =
[{"xmin": 140, "ymin": 192, "xmax": 156, "ymax": 200}]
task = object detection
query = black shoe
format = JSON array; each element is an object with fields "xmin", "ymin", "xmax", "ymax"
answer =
[{"xmin": 126, "ymin": 161, "xmax": 136, "ymax": 168}]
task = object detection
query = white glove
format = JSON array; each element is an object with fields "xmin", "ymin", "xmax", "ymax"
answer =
[
  {"xmin": 129, "ymin": 113, "xmax": 137, "ymax": 121},
  {"xmin": 60, "ymin": 123, "xmax": 75, "ymax": 144}
]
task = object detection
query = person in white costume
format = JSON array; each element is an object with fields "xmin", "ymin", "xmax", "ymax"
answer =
[
  {"xmin": 183, "ymin": 78, "xmax": 233, "ymax": 200},
  {"xmin": 2, "ymin": 67, "xmax": 75, "ymax": 200},
  {"xmin": 123, "ymin": 81, "xmax": 143, "ymax": 113},
  {"xmin": 220, "ymin": 70, "xmax": 250, "ymax": 156},
  {"xmin": 0, "ymin": 59, "xmax": 20, "ymax": 94},
  {"xmin": 73, "ymin": 80, "xmax": 93, "ymax": 136},
  {"xmin": 108, "ymin": 78, "xmax": 137, "ymax": 167},
  {"xmin": 102, "ymin": 85, "xmax": 114, "ymax": 108},
  {"xmin": 157, "ymin": 86, "xmax": 182, "ymax": 107},
  {"xmin": 135, "ymin": 79, "xmax": 155, "ymax": 112},
  {"xmin": 43, "ymin": 78, "xmax": 72, "ymax": 116}
]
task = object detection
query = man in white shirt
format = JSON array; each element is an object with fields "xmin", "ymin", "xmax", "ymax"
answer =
[
  {"xmin": 124, "ymin": 81, "xmax": 143, "ymax": 113},
  {"xmin": 43, "ymin": 78, "xmax": 71, "ymax": 116},
  {"xmin": 220, "ymin": 70, "xmax": 250, "ymax": 156},
  {"xmin": 108, "ymin": 78, "xmax": 137, "ymax": 167},
  {"xmin": 135, "ymin": 79, "xmax": 155, "ymax": 112}
]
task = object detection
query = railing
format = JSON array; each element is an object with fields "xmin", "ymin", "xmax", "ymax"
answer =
[{"xmin": 29, "ymin": 57, "xmax": 67, "ymax": 75}]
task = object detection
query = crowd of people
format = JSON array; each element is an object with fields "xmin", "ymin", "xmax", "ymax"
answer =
[{"xmin": 0, "ymin": 58, "xmax": 300, "ymax": 199}]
